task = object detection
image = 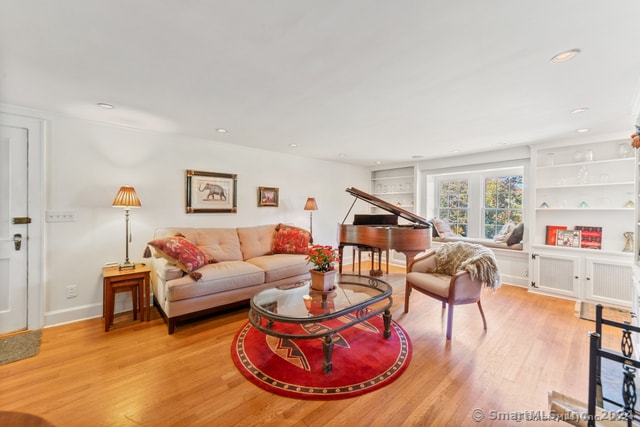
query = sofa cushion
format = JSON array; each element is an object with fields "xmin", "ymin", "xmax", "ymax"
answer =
[
  {"xmin": 146, "ymin": 236, "xmax": 208, "ymax": 273},
  {"xmin": 197, "ymin": 228, "xmax": 243, "ymax": 262},
  {"xmin": 153, "ymin": 227, "xmax": 200, "ymax": 244},
  {"xmin": 237, "ymin": 224, "xmax": 276, "ymax": 260},
  {"xmin": 166, "ymin": 261, "xmax": 265, "ymax": 302},
  {"xmin": 246, "ymin": 254, "xmax": 310, "ymax": 282},
  {"xmin": 272, "ymin": 224, "xmax": 311, "ymax": 254}
]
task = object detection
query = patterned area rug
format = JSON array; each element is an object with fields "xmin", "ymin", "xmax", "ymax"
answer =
[
  {"xmin": 231, "ymin": 315, "xmax": 411, "ymax": 400},
  {"xmin": 0, "ymin": 330, "xmax": 42, "ymax": 365}
]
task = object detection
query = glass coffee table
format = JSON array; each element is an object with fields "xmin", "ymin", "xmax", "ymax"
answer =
[{"xmin": 249, "ymin": 274, "xmax": 393, "ymax": 374}]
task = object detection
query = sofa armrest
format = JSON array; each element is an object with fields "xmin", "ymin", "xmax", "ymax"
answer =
[{"xmin": 152, "ymin": 257, "xmax": 183, "ymax": 281}]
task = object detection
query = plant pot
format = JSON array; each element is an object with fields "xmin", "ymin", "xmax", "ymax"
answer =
[{"xmin": 309, "ymin": 269, "xmax": 336, "ymax": 292}]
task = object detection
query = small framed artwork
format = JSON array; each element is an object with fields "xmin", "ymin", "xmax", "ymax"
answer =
[
  {"xmin": 258, "ymin": 187, "xmax": 279, "ymax": 207},
  {"xmin": 556, "ymin": 230, "xmax": 582, "ymax": 248},
  {"xmin": 185, "ymin": 170, "xmax": 237, "ymax": 213}
]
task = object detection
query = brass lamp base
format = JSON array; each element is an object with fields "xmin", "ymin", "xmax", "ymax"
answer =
[{"xmin": 119, "ymin": 261, "xmax": 136, "ymax": 270}]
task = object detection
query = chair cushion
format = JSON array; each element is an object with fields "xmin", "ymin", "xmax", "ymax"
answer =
[{"xmin": 407, "ymin": 272, "xmax": 451, "ymax": 298}]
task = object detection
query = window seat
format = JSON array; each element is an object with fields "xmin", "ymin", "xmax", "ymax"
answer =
[{"xmin": 433, "ymin": 236, "xmax": 523, "ymax": 251}]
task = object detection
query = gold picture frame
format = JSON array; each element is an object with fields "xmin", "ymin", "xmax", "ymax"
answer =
[
  {"xmin": 186, "ymin": 170, "xmax": 237, "ymax": 213},
  {"xmin": 258, "ymin": 187, "xmax": 279, "ymax": 207}
]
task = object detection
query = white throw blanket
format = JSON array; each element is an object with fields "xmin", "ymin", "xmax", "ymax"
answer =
[{"xmin": 434, "ymin": 242, "xmax": 501, "ymax": 290}]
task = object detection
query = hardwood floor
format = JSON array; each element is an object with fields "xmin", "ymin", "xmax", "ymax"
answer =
[{"xmin": 0, "ymin": 264, "xmax": 628, "ymax": 426}]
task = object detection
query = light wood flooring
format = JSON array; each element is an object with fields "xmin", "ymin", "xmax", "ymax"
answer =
[{"xmin": 0, "ymin": 263, "xmax": 631, "ymax": 426}]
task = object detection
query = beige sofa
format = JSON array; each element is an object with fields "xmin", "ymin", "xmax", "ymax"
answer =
[{"xmin": 148, "ymin": 224, "xmax": 311, "ymax": 334}]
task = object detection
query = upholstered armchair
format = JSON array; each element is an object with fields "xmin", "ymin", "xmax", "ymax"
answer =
[{"xmin": 404, "ymin": 242, "xmax": 500, "ymax": 340}]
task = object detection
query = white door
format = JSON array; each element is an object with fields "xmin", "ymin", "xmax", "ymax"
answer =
[{"xmin": 0, "ymin": 124, "xmax": 29, "ymax": 334}]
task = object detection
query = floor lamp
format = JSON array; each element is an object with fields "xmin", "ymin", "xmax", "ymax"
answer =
[
  {"xmin": 112, "ymin": 185, "xmax": 141, "ymax": 270},
  {"xmin": 304, "ymin": 197, "xmax": 318, "ymax": 237}
]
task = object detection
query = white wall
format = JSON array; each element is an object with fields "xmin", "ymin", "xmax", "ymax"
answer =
[{"xmin": 3, "ymin": 107, "xmax": 370, "ymax": 326}]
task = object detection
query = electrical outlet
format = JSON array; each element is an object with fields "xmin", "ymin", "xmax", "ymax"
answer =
[
  {"xmin": 46, "ymin": 211, "xmax": 76, "ymax": 223},
  {"xmin": 65, "ymin": 285, "xmax": 78, "ymax": 298}
]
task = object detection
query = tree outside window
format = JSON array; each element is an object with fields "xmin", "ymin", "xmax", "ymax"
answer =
[
  {"xmin": 437, "ymin": 179, "xmax": 469, "ymax": 237},
  {"xmin": 484, "ymin": 175, "xmax": 523, "ymax": 238}
]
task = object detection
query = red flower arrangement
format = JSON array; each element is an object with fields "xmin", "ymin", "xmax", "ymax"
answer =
[{"xmin": 306, "ymin": 245, "xmax": 340, "ymax": 272}]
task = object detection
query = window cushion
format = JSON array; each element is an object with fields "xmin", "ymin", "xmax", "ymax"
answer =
[
  {"xmin": 146, "ymin": 236, "xmax": 208, "ymax": 273},
  {"xmin": 506, "ymin": 223, "xmax": 525, "ymax": 246},
  {"xmin": 272, "ymin": 224, "xmax": 312, "ymax": 254},
  {"xmin": 494, "ymin": 222, "xmax": 515, "ymax": 243},
  {"xmin": 431, "ymin": 218, "xmax": 454, "ymax": 238}
]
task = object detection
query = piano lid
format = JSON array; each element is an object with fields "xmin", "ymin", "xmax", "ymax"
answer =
[{"xmin": 345, "ymin": 187, "xmax": 429, "ymax": 227}]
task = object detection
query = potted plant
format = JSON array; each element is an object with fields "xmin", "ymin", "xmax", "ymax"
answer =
[{"xmin": 306, "ymin": 245, "xmax": 340, "ymax": 291}]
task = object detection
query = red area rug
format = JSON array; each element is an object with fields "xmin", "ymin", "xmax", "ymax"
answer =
[{"xmin": 231, "ymin": 315, "xmax": 411, "ymax": 400}]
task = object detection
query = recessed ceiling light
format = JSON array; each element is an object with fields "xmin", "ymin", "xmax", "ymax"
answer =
[
  {"xmin": 97, "ymin": 103, "xmax": 114, "ymax": 109},
  {"xmin": 551, "ymin": 49, "xmax": 581, "ymax": 63},
  {"xmin": 577, "ymin": 128, "xmax": 590, "ymax": 133},
  {"xmin": 216, "ymin": 128, "xmax": 228, "ymax": 133},
  {"xmin": 375, "ymin": 161, "xmax": 382, "ymax": 165},
  {"xmin": 570, "ymin": 107, "xmax": 589, "ymax": 114},
  {"xmin": 338, "ymin": 153, "xmax": 346, "ymax": 157},
  {"xmin": 411, "ymin": 155, "xmax": 424, "ymax": 159},
  {"xmin": 289, "ymin": 143, "xmax": 297, "ymax": 147}
]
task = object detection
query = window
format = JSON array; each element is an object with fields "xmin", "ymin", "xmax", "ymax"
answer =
[
  {"xmin": 437, "ymin": 178, "xmax": 469, "ymax": 236},
  {"xmin": 431, "ymin": 166, "xmax": 524, "ymax": 240},
  {"xmin": 484, "ymin": 175, "xmax": 523, "ymax": 238}
]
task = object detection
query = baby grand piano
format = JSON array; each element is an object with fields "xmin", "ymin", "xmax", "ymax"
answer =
[{"xmin": 338, "ymin": 187, "xmax": 432, "ymax": 275}]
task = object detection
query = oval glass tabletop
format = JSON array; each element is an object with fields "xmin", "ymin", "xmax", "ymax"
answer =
[{"xmin": 250, "ymin": 274, "xmax": 392, "ymax": 321}]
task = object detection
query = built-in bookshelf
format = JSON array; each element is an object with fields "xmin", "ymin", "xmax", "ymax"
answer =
[
  {"xmin": 530, "ymin": 139, "xmax": 635, "ymax": 307},
  {"xmin": 370, "ymin": 166, "xmax": 416, "ymax": 214}
]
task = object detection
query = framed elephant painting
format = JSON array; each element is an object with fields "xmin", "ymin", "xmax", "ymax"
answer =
[{"xmin": 186, "ymin": 170, "xmax": 237, "ymax": 213}]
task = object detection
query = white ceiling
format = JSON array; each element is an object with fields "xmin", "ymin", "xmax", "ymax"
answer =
[{"xmin": 2, "ymin": 1, "xmax": 640, "ymax": 167}]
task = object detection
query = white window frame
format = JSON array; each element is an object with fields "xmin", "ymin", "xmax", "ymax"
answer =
[{"xmin": 427, "ymin": 165, "xmax": 525, "ymax": 239}]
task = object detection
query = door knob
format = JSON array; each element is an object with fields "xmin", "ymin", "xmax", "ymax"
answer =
[{"xmin": 13, "ymin": 234, "xmax": 22, "ymax": 251}]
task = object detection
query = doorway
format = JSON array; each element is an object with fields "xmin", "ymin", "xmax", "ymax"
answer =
[{"xmin": 0, "ymin": 112, "xmax": 44, "ymax": 334}]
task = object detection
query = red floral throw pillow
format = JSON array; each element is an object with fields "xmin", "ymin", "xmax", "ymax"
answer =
[
  {"xmin": 272, "ymin": 224, "xmax": 311, "ymax": 255},
  {"xmin": 146, "ymin": 236, "xmax": 207, "ymax": 273}
]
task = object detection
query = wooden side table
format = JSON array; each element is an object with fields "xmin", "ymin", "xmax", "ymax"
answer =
[{"xmin": 102, "ymin": 263, "xmax": 151, "ymax": 332}]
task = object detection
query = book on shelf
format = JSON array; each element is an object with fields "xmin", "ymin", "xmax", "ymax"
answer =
[
  {"xmin": 574, "ymin": 225, "xmax": 602, "ymax": 250},
  {"xmin": 546, "ymin": 225, "xmax": 567, "ymax": 246}
]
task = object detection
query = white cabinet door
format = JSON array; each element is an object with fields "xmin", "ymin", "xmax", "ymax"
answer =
[
  {"xmin": 584, "ymin": 257, "xmax": 633, "ymax": 308},
  {"xmin": 530, "ymin": 252, "xmax": 580, "ymax": 299}
]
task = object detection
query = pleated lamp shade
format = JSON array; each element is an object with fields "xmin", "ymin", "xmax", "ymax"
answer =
[{"xmin": 112, "ymin": 186, "xmax": 141, "ymax": 208}]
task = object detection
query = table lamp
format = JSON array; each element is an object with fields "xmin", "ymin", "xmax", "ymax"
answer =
[
  {"xmin": 304, "ymin": 197, "xmax": 318, "ymax": 237},
  {"xmin": 112, "ymin": 185, "xmax": 141, "ymax": 270}
]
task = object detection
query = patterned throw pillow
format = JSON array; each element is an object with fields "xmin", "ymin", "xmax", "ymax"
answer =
[
  {"xmin": 272, "ymin": 224, "xmax": 312, "ymax": 254},
  {"xmin": 506, "ymin": 223, "xmax": 525, "ymax": 246},
  {"xmin": 146, "ymin": 236, "xmax": 208, "ymax": 273},
  {"xmin": 494, "ymin": 222, "xmax": 515, "ymax": 242},
  {"xmin": 431, "ymin": 218, "xmax": 454, "ymax": 238}
]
